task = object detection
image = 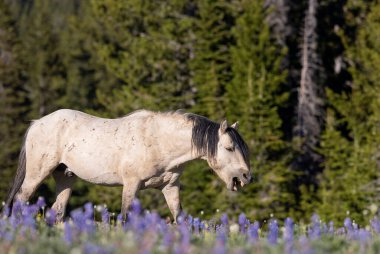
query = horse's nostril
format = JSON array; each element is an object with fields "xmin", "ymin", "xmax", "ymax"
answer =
[{"xmin": 243, "ymin": 173, "xmax": 248, "ymax": 179}]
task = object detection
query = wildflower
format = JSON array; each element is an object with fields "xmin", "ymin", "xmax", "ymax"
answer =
[
  {"xmin": 309, "ymin": 214, "xmax": 321, "ymax": 239},
  {"xmin": 238, "ymin": 213, "xmax": 247, "ymax": 233},
  {"xmin": 284, "ymin": 217, "xmax": 294, "ymax": 242},
  {"xmin": 178, "ymin": 223, "xmax": 191, "ymax": 253},
  {"xmin": 247, "ymin": 221, "xmax": 259, "ymax": 243},
  {"xmin": 36, "ymin": 197, "xmax": 46, "ymax": 209},
  {"xmin": 299, "ymin": 236, "xmax": 312, "ymax": 254},
  {"xmin": 84, "ymin": 202, "xmax": 94, "ymax": 220},
  {"xmin": 267, "ymin": 220, "xmax": 278, "ymax": 245},
  {"xmin": 371, "ymin": 217, "xmax": 380, "ymax": 233},
  {"xmin": 101, "ymin": 207, "xmax": 110, "ymax": 224},
  {"xmin": 284, "ymin": 218, "xmax": 294, "ymax": 254},
  {"xmin": 83, "ymin": 242, "xmax": 113, "ymax": 254},
  {"xmin": 117, "ymin": 213, "xmax": 123, "ymax": 225},
  {"xmin": 229, "ymin": 223, "xmax": 239, "ymax": 234},
  {"xmin": 64, "ymin": 221, "xmax": 73, "ymax": 244},
  {"xmin": 200, "ymin": 221, "xmax": 206, "ymax": 231},
  {"xmin": 220, "ymin": 213, "xmax": 229, "ymax": 226},
  {"xmin": 177, "ymin": 215, "xmax": 184, "ymax": 225},
  {"xmin": 45, "ymin": 209, "xmax": 57, "ymax": 226},
  {"xmin": 212, "ymin": 239, "xmax": 226, "ymax": 254},
  {"xmin": 162, "ymin": 230, "xmax": 174, "ymax": 249},
  {"xmin": 328, "ymin": 221, "xmax": 334, "ymax": 235},
  {"xmin": 187, "ymin": 215, "xmax": 193, "ymax": 226},
  {"xmin": 131, "ymin": 199, "xmax": 142, "ymax": 214},
  {"xmin": 216, "ymin": 225, "xmax": 227, "ymax": 243},
  {"xmin": 193, "ymin": 217, "xmax": 200, "ymax": 234},
  {"xmin": 344, "ymin": 217, "xmax": 353, "ymax": 234}
]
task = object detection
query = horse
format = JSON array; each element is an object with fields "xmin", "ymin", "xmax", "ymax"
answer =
[{"xmin": 6, "ymin": 109, "xmax": 251, "ymax": 222}]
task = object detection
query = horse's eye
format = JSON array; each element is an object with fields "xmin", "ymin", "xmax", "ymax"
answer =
[{"xmin": 226, "ymin": 147, "xmax": 234, "ymax": 152}]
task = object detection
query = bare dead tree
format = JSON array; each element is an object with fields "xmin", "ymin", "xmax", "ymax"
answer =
[
  {"xmin": 264, "ymin": 0, "xmax": 290, "ymax": 47},
  {"xmin": 294, "ymin": 0, "xmax": 324, "ymax": 172}
]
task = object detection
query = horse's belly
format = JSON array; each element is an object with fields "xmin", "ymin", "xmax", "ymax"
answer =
[{"xmin": 74, "ymin": 170, "xmax": 123, "ymax": 186}]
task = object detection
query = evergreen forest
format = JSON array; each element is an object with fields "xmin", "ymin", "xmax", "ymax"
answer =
[{"xmin": 1, "ymin": 0, "xmax": 380, "ymax": 224}]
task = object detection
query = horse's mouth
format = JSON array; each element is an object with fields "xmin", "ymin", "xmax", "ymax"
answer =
[{"xmin": 232, "ymin": 177, "xmax": 242, "ymax": 191}]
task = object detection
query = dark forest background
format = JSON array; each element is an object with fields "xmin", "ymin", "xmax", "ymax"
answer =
[{"xmin": 1, "ymin": 0, "xmax": 380, "ymax": 224}]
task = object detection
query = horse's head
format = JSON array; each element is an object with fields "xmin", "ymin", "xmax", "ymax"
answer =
[{"xmin": 207, "ymin": 120, "xmax": 251, "ymax": 191}]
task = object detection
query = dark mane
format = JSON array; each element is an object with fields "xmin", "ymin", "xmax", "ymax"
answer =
[{"xmin": 184, "ymin": 113, "xmax": 250, "ymax": 168}]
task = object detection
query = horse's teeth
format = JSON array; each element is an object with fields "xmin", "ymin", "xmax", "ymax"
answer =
[{"xmin": 240, "ymin": 181, "xmax": 244, "ymax": 187}]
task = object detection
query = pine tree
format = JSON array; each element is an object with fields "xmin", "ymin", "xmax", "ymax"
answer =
[
  {"xmin": 0, "ymin": 0, "xmax": 29, "ymax": 202},
  {"xmin": 223, "ymin": 0, "xmax": 293, "ymax": 220},
  {"xmin": 318, "ymin": 1, "xmax": 380, "ymax": 224},
  {"xmin": 189, "ymin": 0, "xmax": 234, "ymax": 119},
  {"xmin": 79, "ymin": 0, "xmax": 194, "ymax": 117}
]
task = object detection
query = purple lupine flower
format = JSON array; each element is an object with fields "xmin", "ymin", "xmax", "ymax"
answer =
[
  {"xmin": 309, "ymin": 214, "xmax": 321, "ymax": 239},
  {"xmin": 117, "ymin": 213, "xmax": 123, "ymax": 225},
  {"xmin": 193, "ymin": 218, "xmax": 200, "ymax": 234},
  {"xmin": 187, "ymin": 215, "xmax": 193, "ymax": 226},
  {"xmin": 177, "ymin": 215, "xmax": 184, "ymax": 225},
  {"xmin": 83, "ymin": 242, "xmax": 113, "ymax": 254},
  {"xmin": 344, "ymin": 217, "xmax": 354, "ymax": 239},
  {"xmin": 212, "ymin": 239, "xmax": 226, "ymax": 254},
  {"xmin": 284, "ymin": 218, "xmax": 294, "ymax": 254},
  {"xmin": 284, "ymin": 217, "xmax": 294, "ymax": 242},
  {"xmin": 321, "ymin": 222, "xmax": 328, "ymax": 235},
  {"xmin": 358, "ymin": 229, "xmax": 371, "ymax": 245},
  {"xmin": 216, "ymin": 225, "xmax": 228, "ymax": 243},
  {"xmin": 371, "ymin": 217, "xmax": 380, "ymax": 233},
  {"xmin": 162, "ymin": 229, "xmax": 174, "ymax": 249},
  {"xmin": 238, "ymin": 213, "xmax": 247, "ymax": 233},
  {"xmin": 176, "ymin": 223, "xmax": 191, "ymax": 254},
  {"xmin": 71, "ymin": 209, "xmax": 85, "ymax": 226},
  {"xmin": 21, "ymin": 204, "xmax": 38, "ymax": 232},
  {"xmin": 358, "ymin": 229, "xmax": 371, "ymax": 254},
  {"xmin": 64, "ymin": 221, "xmax": 73, "ymax": 244},
  {"xmin": 200, "ymin": 221, "xmax": 206, "ymax": 231},
  {"xmin": 71, "ymin": 207, "xmax": 96, "ymax": 234},
  {"xmin": 84, "ymin": 202, "xmax": 93, "ymax": 220},
  {"xmin": 328, "ymin": 221, "xmax": 334, "ymax": 235},
  {"xmin": 299, "ymin": 236, "xmax": 313, "ymax": 254},
  {"xmin": 220, "ymin": 213, "xmax": 229, "ymax": 226},
  {"xmin": 267, "ymin": 220, "xmax": 278, "ymax": 245},
  {"xmin": 2, "ymin": 205, "xmax": 10, "ymax": 218},
  {"xmin": 101, "ymin": 207, "xmax": 110, "ymax": 224},
  {"xmin": 36, "ymin": 197, "xmax": 46, "ymax": 208},
  {"xmin": 344, "ymin": 217, "xmax": 353, "ymax": 232},
  {"xmin": 336, "ymin": 227, "xmax": 346, "ymax": 235},
  {"xmin": 247, "ymin": 221, "xmax": 259, "ymax": 243},
  {"xmin": 45, "ymin": 209, "xmax": 56, "ymax": 226},
  {"xmin": 131, "ymin": 199, "xmax": 141, "ymax": 214},
  {"xmin": 10, "ymin": 200, "xmax": 23, "ymax": 227}
]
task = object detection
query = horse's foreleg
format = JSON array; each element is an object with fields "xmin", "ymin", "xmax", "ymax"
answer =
[
  {"xmin": 121, "ymin": 178, "xmax": 140, "ymax": 219},
  {"xmin": 52, "ymin": 169, "xmax": 76, "ymax": 222},
  {"xmin": 161, "ymin": 179, "xmax": 181, "ymax": 224}
]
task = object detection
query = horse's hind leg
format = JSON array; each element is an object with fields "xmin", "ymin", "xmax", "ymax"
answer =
[
  {"xmin": 15, "ymin": 162, "xmax": 55, "ymax": 203},
  {"xmin": 52, "ymin": 167, "xmax": 76, "ymax": 222}
]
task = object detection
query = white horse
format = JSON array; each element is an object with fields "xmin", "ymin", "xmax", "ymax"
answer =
[{"xmin": 6, "ymin": 109, "xmax": 251, "ymax": 222}]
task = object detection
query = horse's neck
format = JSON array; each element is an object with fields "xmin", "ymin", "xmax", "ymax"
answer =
[{"xmin": 161, "ymin": 117, "xmax": 201, "ymax": 169}]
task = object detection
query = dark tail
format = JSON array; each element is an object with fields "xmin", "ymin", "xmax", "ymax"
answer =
[{"xmin": 5, "ymin": 124, "xmax": 32, "ymax": 209}]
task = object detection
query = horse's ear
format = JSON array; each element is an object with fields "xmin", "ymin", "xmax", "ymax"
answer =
[
  {"xmin": 220, "ymin": 120, "xmax": 228, "ymax": 134},
  {"xmin": 231, "ymin": 121, "xmax": 239, "ymax": 130}
]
